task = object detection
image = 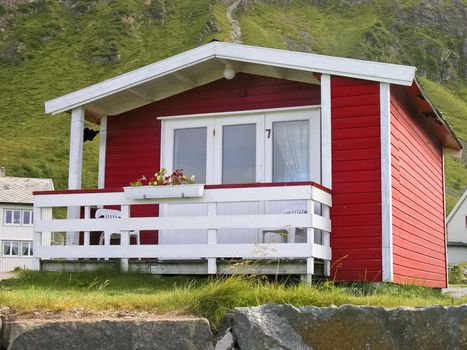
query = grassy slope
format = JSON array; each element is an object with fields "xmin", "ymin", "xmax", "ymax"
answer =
[
  {"xmin": 0, "ymin": 0, "xmax": 465, "ymax": 212},
  {"xmin": 0, "ymin": 0, "xmax": 228, "ymax": 189}
]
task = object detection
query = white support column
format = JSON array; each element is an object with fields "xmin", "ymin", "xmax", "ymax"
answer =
[
  {"xmin": 321, "ymin": 74, "xmax": 332, "ymax": 189},
  {"xmin": 380, "ymin": 82, "xmax": 393, "ymax": 282},
  {"xmin": 98, "ymin": 115, "xmax": 107, "ymax": 189},
  {"xmin": 207, "ymin": 202, "xmax": 217, "ymax": 274},
  {"xmin": 67, "ymin": 106, "xmax": 85, "ymax": 246}
]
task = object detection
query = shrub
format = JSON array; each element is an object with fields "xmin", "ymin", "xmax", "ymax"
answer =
[{"xmin": 448, "ymin": 263, "xmax": 467, "ymax": 284}]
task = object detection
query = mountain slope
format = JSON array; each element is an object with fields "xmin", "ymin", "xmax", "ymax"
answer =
[{"xmin": 0, "ymin": 0, "xmax": 465, "ymax": 212}]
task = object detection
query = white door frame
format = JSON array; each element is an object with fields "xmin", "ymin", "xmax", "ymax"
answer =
[{"xmin": 160, "ymin": 105, "xmax": 321, "ymax": 185}]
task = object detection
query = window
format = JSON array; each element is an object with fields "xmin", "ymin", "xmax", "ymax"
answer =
[
  {"xmin": 3, "ymin": 209, "xmax": 33, "ymax": 226},
  {"xmin": 2, "ymin": 241, "xmax": 33, "ymax": 256},
  {"xmin": 21, "ymin": 241, "xmax": 33, "ymax": 256},
  {"xmin": 162, "ymin": 107, "xmax": 320, "ymax": 185}
]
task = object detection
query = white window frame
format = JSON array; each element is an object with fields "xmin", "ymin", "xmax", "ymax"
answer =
[
  {"xmin": 2, "ymin": 241, "xmax": 19, "ymax": 257},
  {"xmin": 2, "ymin": 240, "xmax": 33, "ymax": 257},
  {"xmin": 3, "ymin": 209, "xmax": 33, "ymax": 226},
  {"xmin": 160, "ymin": 106, "xmax": 321, "ymax": 185},
  {"xmin": 20, "ymin": 241, "xmax": 33, "ymax": 256}
]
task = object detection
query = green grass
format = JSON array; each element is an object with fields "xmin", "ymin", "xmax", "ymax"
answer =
[{"xmin": 1, "ymin": 270, "xmax": 465, "ymax": 329}]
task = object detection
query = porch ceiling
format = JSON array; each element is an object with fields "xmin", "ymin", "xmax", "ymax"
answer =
[
  {"xmin": 85, "ymin": 59, "xmax": 321, "ymax": 118},
  {"xmin": 45, "ymin": 42, "xmax": 417, "ymax": 118}
]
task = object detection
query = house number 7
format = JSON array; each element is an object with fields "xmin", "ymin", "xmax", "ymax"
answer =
[{"xmin": 265, "ymin": 129, "xmax": 271, "ymax": 138}]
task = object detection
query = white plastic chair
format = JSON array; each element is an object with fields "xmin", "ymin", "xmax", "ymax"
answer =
[
  {"xmin": 95, "ymin": 208, "xmax": 141, "ymax": 246},
  {"xmin": 262, "ymin": 208, "xmax": 307, "ymax": 243}
]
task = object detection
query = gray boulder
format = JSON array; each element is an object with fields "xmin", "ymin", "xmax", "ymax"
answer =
[
  {"xmin": 2, "ymin": 318, "xmax": 213, "ymax": 350},
  {"xmin": 233, "ymin": 304, "xmax": 467, "ymax": 350}
]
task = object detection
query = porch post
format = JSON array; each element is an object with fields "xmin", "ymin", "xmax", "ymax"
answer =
[
  {"xmin": 320, "ymin": 74, "xmax": 332, "ymax": 277},
  {"xmin": 98, "ymin": 115, "xmax": 107, "ymax": 189},
  {"xmin": 67, "ymin": 106, "xmax": 85, "ymax": 245},
  {"xmin": 320, "ymin": 74, "xmax": 332, "ymax": 188}
]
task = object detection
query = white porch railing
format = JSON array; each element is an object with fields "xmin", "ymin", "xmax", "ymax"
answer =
[{"xmin": 33, "ymin": 183, "xmax": 332, "ymax": 278}]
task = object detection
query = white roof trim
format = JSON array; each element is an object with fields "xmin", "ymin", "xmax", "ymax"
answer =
[
  {"xmin": 45, "ymin": 42, "xmax": 416, "ymax": 115},
  {"xmin": 447, "ymin": 189, "xmax": 467, "ymax": 223}
]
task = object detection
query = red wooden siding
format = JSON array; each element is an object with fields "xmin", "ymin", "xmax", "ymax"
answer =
[
  {"xmin": 330, "ymin": 77, "xmax": 382, "ymax": 282},
  {"xmin": 390, "ymin": 86, "xmax": 446, "ymax": 288},
  {"xmin": 105, "ymin": 73, "xmax": 321, "ymax": 243}
]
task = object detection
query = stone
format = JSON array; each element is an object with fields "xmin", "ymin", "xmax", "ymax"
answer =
[
  {"xmin": 2, "ymin": 318, "xmax": 213, "ymax": 350},
  {"xmin": 233, "ymin": 304, "xmax": 467, "ymax": 350},
  {"xmin": 215, "ymin": 328, "xmax": 237, "ymax": 350}
]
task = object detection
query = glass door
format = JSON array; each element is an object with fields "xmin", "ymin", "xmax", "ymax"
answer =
[
  {"xmin": 160, "ymin": 118, "xmax": 214, "ymax": 245},
  {"xmin": 214, "ymin": 115, "xmax": 264, "ymax": 243},
  {"xmin": 159, "ymin": 107, "xmax": 321, "ymax": 245}
]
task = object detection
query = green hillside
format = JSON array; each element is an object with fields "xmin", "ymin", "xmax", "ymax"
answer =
[{"xmin": 0, "ymin": 0, "xmax": 465, "ymax": 212}]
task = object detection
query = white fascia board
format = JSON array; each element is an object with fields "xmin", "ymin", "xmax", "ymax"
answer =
[
  {"xmin": 45, "ymin": 43, "xmax": 217, "ymax": 115},
  {"xmin": 45, "ymin": 41, "xmax": 417, "ymax": 115},
  {"xmin": 214, "ymin": 42, "xmax": 416, "ymax": 86}
]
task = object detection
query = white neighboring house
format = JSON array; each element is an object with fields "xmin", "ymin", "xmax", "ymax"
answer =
[
  {"xmin": 0, "ymin": 169, "xmax": 53, "ymax": 272},
  {"xmin": 447, "ymin": 190, "xmax": 467, "ymax": 265}
]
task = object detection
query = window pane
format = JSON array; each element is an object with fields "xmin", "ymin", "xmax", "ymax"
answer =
[
  {"xmin": 5, "ymin": 210, "xmax": 12, "ymax": 224},
  {"xmin": 273, "ymin": 120, "xmax": 309, "ymax": 182},
  {"xmin": 11, "ymin": 241, "xmax": 19, "ymax": 255},
  {"xmin": 222, "ymin": 124, "xmax": 256, "ymax": 184},
  {"xmin": 174, "ymin": 127, "xmax": 207, "ymax": 183},
  {"xmin": 3, "ymin": 242, "xmax": 11, "ymax": 255},
  {"xmin": 13, "ymin": 211, "xmax": 21, "ymax": 224},
  {"xmin": 31, "ymin": 211, "xmax": 34, "ymax": 224},
  {"xmin": 21, "ymin": 242, "xmax": 31, "ymax": 256},
  {"xmin": 23, "ymin": 211, "xmax": 31, "ymax": 225},
  {"xmin": 29, "ymin": 243, "xmax": 33, "ymax": 256}
]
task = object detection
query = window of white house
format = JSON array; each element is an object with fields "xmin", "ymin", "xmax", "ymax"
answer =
[
  {"xmin": 3, "ymin": 209, "xmax": 33, "ymax": 226},
  {"xmin": 21, "ymin": 241, "xmax": 33, "ymax": 256},
  {"xmin": 2, "ymin": 241, "xmax": 33, "ymax": 256}
]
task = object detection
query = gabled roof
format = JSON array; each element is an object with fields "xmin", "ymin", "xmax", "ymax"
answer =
[
  {"xmin": 447, "ymin": 189, "xmax": 467, "ymax": 223},
  {"xmin": 0, "ymin": 177, "xmax": 54, "ymax": 204},
  {"xmin": 45, "ymin": 41, "xmax": 416, "ymax": 116}
]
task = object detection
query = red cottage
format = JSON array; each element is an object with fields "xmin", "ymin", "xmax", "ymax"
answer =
[{"xmin": 34, "ymin": 42, "xmax": 462, "ymax": 287}]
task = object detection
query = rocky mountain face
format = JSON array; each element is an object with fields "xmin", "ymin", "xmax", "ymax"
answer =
[{"xmin": 0, "ymin": 0, "xmax": 465, "ymax": 210}]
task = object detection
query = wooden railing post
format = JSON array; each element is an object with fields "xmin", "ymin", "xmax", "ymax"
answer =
[
  {"xmin": 207, "ymin": 202, "xmax": 217, "ymax": 274},
  {"xmin": 32, "ymin": 206, "xmax": 42, "ymax": 271},
  {"xmin": 120, "ymin": 204, "xmax": 130, "ymax": 271},
  {"xmin": 322, "ymin": 205, "xmax": 331, "ymax": 276},
  {"xmin": 301, "ymin": 197, "xmax": 315, "ymax": 285},
  {"xmin": 84, "ymin": 206, "xmax": 91, "ymax": 246}
]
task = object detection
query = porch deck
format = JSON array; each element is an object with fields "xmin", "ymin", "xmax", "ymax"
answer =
[{"xmin": 33, "ymin": 182, "xmax": 332, "ymax": 279}]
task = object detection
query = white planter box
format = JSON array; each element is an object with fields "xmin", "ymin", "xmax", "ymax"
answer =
[{"xmin": 123, "ymin": 184, "xmax": 204, "ymax": 199}]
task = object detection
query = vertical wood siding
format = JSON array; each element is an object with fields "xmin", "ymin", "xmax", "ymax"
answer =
[
  {"xmin": 105, "ymin": 73, "xmax": 321, "ymax": 243},
  {"xmin": 390, "ymin": 87, "xmax": 446, "ymax": 288},
  {"xmin": 330, "ymin": 77, "xmax": 382, "ymax": 282}
]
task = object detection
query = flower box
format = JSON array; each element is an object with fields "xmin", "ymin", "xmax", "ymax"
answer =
[{"xmin": 123, "ymin": 184, "xmax": 204, "ymax": 199}]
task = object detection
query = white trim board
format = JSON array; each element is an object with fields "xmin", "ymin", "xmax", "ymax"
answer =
[
  {"xmin": 45, "ymin": 42, "xmax": 416, "ymax": 115},
  {"xmin": 157, "ymin": 104, "xmax": 320, "ymax": 120},
  {"xmin": 380, "ymin": 82, "xmax": 393, "ymax": 282}
]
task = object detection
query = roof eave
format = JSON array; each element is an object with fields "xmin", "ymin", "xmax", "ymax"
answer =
[
  {"xmin": 45, "ymin": 42, "xmax": 417, "ymax": 115},
  {"xmin": 414, "ymin": 78, "xmax": 463, "ymax": 151}
]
